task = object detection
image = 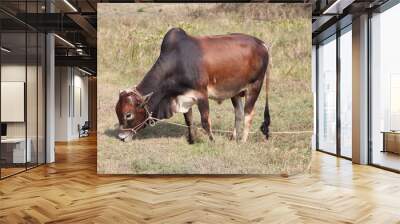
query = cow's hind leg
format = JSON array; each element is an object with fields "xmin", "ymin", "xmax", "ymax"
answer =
[
  {"xmin": 197, "ymin": 98, "xmax": 215, "ymax": 141},
  {"xmin": 183, "ymin": 108, "xmax": 195, "ymax": 144},
  {"xmin": 230, "ymin": 95, "xmax": 244, "ymax": 141},
  {"xmin": 243, "ymin": 79, "xmax": 264, "ymax": 142}
]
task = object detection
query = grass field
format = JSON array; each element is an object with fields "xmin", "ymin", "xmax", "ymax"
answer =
[{"xmin": 97, "ymin": 3, "xmax": 313, "ymax": 175}]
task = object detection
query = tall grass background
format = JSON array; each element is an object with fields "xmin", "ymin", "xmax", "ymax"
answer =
[{"xmin": 97, "ymin": 3, "xmax": 313, "ymax": 175}]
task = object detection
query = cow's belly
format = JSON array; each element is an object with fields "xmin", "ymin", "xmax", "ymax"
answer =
[
  {"xmin": 207, "ymin": 86, "xmax": 244, "ymax": 101},
  {"xmin": 171, "ymin": 87, "xmax": 244, "ymax": 114}
]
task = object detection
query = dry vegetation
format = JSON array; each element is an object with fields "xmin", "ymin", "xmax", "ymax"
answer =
[{"xmin": 97, "ymin": 3, "xmax": 312, "ymax": 175}]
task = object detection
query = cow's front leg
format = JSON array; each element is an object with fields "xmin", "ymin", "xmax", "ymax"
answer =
[
  {"xmin": 197, "ymin": 98, "xmax": 214, "ymax": 141},
  {"xmin": 183, "ymin": 108, "xmax": 195, "ymax": 144}
]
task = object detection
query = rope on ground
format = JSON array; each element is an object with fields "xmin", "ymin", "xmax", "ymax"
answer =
[{"xmin": 153, "ymin": 118, "xmax": 313, "ymax": 135}]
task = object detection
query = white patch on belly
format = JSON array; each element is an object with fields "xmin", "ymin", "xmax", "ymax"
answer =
[{"xmin": 172, "ymin": 90, "xmax": 199, "ymax": 113}]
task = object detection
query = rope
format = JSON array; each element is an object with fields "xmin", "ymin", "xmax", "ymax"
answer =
[{"xmin": 152, "ymin": 118, "xmax": 313, "ymax": 135}]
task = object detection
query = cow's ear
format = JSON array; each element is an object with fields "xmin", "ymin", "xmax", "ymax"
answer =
[
  {"xmin": 119, "ymin": 89, "xmax": 124, "ymax": 95},
  {"xmin": 141, "ymin": 92, "xmax": 154, "ymax": 105}
]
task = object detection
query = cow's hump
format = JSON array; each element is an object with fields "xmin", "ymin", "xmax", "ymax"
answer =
[{"xmin": 161, "ymin": 28, "xmax": 188, "ymax": 52}]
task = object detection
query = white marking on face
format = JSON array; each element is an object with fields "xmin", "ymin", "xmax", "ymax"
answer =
[
  {"xmin": 125, "ymin": 113, "xmax": 134, "ymax": 120},
  {"xmin": 120, "ymin": 89, "xmax": 133, "ymax": 95}
]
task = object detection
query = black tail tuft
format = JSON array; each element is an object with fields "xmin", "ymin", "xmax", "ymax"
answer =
[{"xmin": 260, "ymin": 121, "xmax": 270, "ymax": 139}]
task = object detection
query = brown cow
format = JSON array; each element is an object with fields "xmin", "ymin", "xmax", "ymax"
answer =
[{"xmin": 116, "ymin": 28, "xmax": 271, "ymax": 143}]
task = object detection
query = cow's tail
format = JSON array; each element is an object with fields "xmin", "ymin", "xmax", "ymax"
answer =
[{"xmin": 260, "ymin": 42, "xmax": 271, "ymax": 139}]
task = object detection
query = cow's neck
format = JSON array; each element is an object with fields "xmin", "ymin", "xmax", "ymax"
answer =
[{"xmin": 136, "ymin": 61, "xmax": 168, "ymax": 113}]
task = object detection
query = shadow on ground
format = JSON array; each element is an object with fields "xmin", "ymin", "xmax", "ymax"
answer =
[{"xmin": 104, "ymin": 122, "xmax": 188, "ymax": 140}]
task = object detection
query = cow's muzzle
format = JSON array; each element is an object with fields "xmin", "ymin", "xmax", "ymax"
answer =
[{"xmin": 118, "ymin": 125, "xmax": 133, "ymax": 142}]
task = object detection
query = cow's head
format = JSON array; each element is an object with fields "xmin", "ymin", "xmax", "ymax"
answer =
[{"xmin": 115, "ymin": 89, "xmax": 153, "ymax": 141}]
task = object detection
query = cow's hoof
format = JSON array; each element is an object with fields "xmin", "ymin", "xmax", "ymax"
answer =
[
  {"xmin": 209, "ymin": 135, "xmax": 215, "ymax": 142},
  {"xmin": 187, "ymin": 138, "xmax": 195, "ymax": 144},
  {"xmin": 262, "ymin": 134, "xmax": 270, "ymax": 142}
]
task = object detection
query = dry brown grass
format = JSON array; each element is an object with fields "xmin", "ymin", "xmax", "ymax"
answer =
[{"xmin": 97, "ymin": 3, "xmax": 312, "ymax": 175}]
